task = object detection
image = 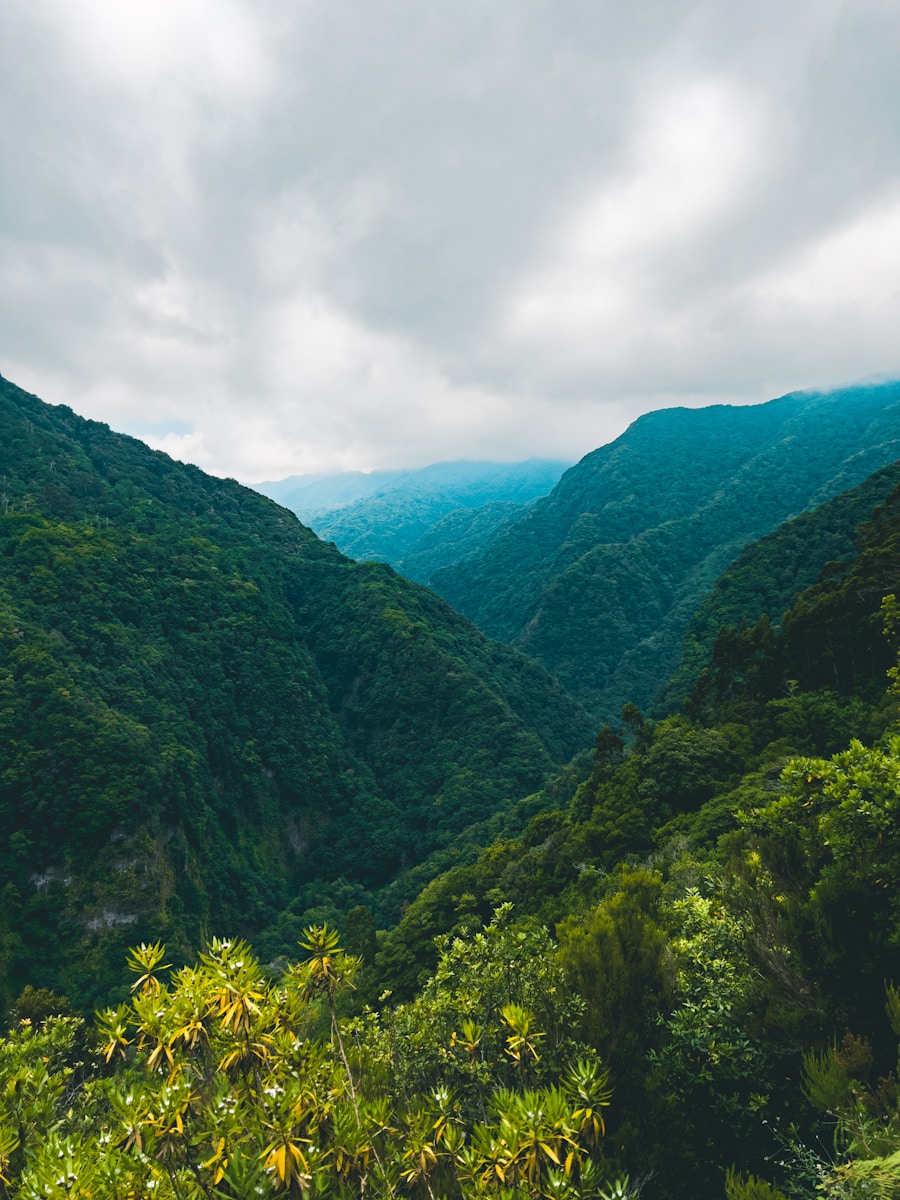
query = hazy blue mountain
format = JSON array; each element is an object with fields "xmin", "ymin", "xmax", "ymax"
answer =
[
  {"xmin": 253, "ymin": 459, "xmax": 570, "ymax": 566},
  {"xmin": 431, "ymin": 383, "xmax": 900, "ymax": 720},
  {"xmin": 253, "ymin": 468, "xmax": 410, "ymax": 519}
]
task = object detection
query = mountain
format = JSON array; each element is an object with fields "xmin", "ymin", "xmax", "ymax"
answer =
[
  {"xmin": 660, "ymin": 458, "xmax": 900, "ymax": 713},
  {"xmin": 397, "ymin": 501, "xmax": 528, "ymax": 584},
  {"xmin": 254, "ymin": 459, "xmax": 570, "ymax": 567},
  {"xmin": 5, "ymin": 378, "xmax": 900, "ymax": 1200},
  {"xmin": 254, "ymin": 468, "xmax": 411, "ymax": 520},
  {"xmin": 366, "ymin": 469, "xmax": 900, "ymax": 1196},
  {"xmin": 0, "ymin": 375, "xmax": 590, "ymax": 1009},
  {"xmin": 430, "ymin": 383, "xmax": 900, "ymax": 721},
  {"xmin": 683, "ymin": 470, "xmax": 900, "ymax": 730}
]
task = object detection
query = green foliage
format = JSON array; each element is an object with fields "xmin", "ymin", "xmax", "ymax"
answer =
[
  {"xmin": 432, "ymin": 383, "xmax": 900, "ymax": 719},
  {"xmin": 557, "ymin": 871, "xmax": 671, "ymax": 1081},
  {"xmin": 738, "ymin": 733, "xmax": 900, "ymax": 1030},
  {"xmin": 773, "ymin": 994, "xmax": 900, "ymax": 1199},
  {"xmin": 0, "ymin": 373, "xmax": 591, "ymax": 1012},
  {"xmin": 663, "ymin": 459, "xmax": 900, "ymax": 713},
  {"xmin": 386, "ymin": 906, "xmax": 594, "ymax": 1110},
  {"xmin": 0, "ymin": 926, "xmax": 623, "ymax": 1200},
  {"xmin": 725, "ymin": 1169, "xmax": 787, "ymax": 1200},
  {"xmin": 8, "ymin": 986, "xmax": 74, "ymax": 1026},
  {"xmin": 686, "ymin": 482, "xmax": 900, "ymax": 743}
]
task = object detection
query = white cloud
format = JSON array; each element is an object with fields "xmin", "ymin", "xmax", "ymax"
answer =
[
  {"xmin": 3, "ymin": 0, "xmax": 900, "ymax": 477},
  {"xmin": 146, "ymin": 295, "xmax": 535, "ymax": 479},
  {"xmin": 504, "ymin": 79, "xmax": 767, "ymax": 361},
  {"xmin": 33, "ymin": 0, "xmax": 272, "ymax": 96},
  {"xmin": 749, "ymin": 193, "xmax": 900, "ymax": 316}
]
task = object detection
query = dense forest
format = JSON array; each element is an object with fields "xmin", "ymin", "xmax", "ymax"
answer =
[
  {"xmin": 659, "ymin": 458, "xmax": 900, "ymax": 713},
  {"xmin": 0, "ymin": 375, "xmax": 590, "ymax": 1011},
  {"xmin": 2, "ymin": 374, "xmax": 900, "ymax": 1198},
  {"xmin": 431, "ymin": 383, "xmax": 900, "ymax": 721}
]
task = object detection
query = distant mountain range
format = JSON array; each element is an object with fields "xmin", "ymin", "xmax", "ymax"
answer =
[
  {"xmin": 253, "ymin": 459, "xmax": 570, "ymax": 569},
  {"xmin": 255, "ymin": 385, "xmax": 900, "ymax": 726}
]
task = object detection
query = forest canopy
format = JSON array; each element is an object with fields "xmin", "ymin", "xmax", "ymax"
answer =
[{"xmin": 3, "ymin": 372, "xmax": 900, "ymax": 1197}]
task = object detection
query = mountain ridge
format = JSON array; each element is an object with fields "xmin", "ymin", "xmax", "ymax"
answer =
[
  {"xmin": 254, "ymin": 458, "xmax": 570, "ymax": 568},
  {"xmin": 431, "ymin": 383, "xmax": 900, "ymax": 719}
]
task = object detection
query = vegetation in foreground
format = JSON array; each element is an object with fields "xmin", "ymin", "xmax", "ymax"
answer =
[
  {"xmin": 5, "ymin": 588, "xmax": 900, "ymax": 1198},
  {"xmin": 0, "ymin": 921, "xmax": 625, "ymax": 1200}
]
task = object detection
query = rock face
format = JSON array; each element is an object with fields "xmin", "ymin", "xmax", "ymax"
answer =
[{"xmin": 430, "ymin": 383, "xmax": 900, "ymax": 719}]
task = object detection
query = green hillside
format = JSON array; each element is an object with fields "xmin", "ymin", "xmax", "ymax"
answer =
[
  {"xmin": 397, "ymin": 500, "xmax": 527, "ymax": 584},
  {"xmin": 0, "ymin": 375, "xmax": 590, "ymax": 1010},
  {"xmin": 432, "ymin": 384, "xmax": 900, "ymax": 721},
  {"xmin": 3, "ymin": 384, "xmax": 900, "ymax": 1199},
  {"xmin": 685, "ymin": 475, "xmax": 900, "ymax": 728},
  {"xmin": 364, "ymin": 467, "xmax": 900, "ymax": 1198},
  {"xmin": 660, "ymin": 458, "xmax": 900, "ymax": 713}
]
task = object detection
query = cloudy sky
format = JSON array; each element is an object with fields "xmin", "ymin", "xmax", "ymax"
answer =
[{"xmin": 2, "ymin": 0, "xmax": 900, "ymax": 481}]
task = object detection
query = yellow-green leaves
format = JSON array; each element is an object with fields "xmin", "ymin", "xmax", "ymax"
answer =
[
  {"xmin": 500, "ymin": 1004, "xmax": 544, "ymax": 1073},
  {"xmin": 0, "ymin": 923, "xmax": 620, "ymax": 1200},
  {"xmin": 126, "ymin": 942, "xmax": 171, "ymax": 996}
]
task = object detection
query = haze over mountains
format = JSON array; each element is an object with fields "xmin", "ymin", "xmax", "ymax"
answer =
[{"xmin": 253, "ymin": 459, "xmax": 570, "ymax": 570}]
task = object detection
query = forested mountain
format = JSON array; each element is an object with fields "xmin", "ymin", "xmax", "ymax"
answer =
[
  {"xmin": 255, "ymin": 459, "xmax": 569, "ymax": 568},
  {"xmin": 363, "ymin": 467, "xmax": 900, "ymax": 1198},
  {"xmin": 397, "ymin": 500, "xmax": 527, "ymax": 584},
  {"xmin": 0, "ymin": 375, "xmax": 590, "ymax": 1010},
  {"xmin": 660, "ymin": 457, "xmax": 900, "ymax": 712},
  {"xmin": 6, "ymin": 371, "xmax": 900, "ymax": 1200},
  {"xmin": 432, "ymin": 383, "xmax": 900, "ymax": 721}
]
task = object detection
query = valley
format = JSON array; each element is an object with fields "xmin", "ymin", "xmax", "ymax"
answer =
[{"xmin": 1, "ymin": 373, "xmax": 900, "ymax": 1198}]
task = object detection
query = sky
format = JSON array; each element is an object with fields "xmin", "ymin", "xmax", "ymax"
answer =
[{"xmin": 2, "ymin": 1, "xmax": 900, "ymax": 482}]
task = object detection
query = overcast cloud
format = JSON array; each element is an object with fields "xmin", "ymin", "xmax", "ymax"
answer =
[{"xmin": 2, "ymin": 0, "xmax": 900, "ymax": 479}]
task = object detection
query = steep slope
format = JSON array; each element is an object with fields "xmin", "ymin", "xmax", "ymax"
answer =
[
  {"xmin": 684, "ymin": 475, "xmax": 900, "ymax": 729},
  {"xmin": 371, "ymin": 493, "xmax": 900, "ymax": 1196},
  {"xmin": 262, "ymin": 459, "xmax": 569, "ymax": 566},
  {"xmin": 0, "ymin": 375, "xmax": 590, "ymax": 1008},
  {"xmin": 660, "ymin": 459, "xmax": 900, "ymax": 712},
  {"xmin": 432, "ymin": 384, "xmax": 900, "ymax": 719},
  {"xmin": 397, "ymin": 500, "xmax": 527, "ymax": 584}
]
